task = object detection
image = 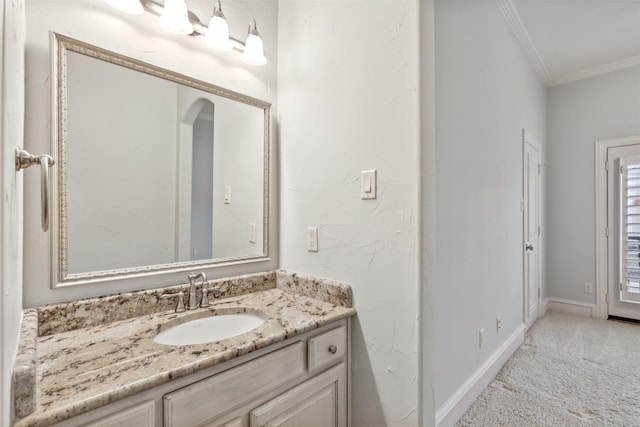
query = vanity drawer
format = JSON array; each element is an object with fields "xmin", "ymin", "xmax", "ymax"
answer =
[
  {"xmin": 308, "ymin": 326, "xmax": 346, "ymax": 373},
  {"xmin": 163, "ymin": 341, "xmax": 305, "ymax": 427}
]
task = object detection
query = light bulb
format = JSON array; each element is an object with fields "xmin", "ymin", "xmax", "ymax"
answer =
[
  {"xmin": 205, "ymin": 2, "xmax": 232, "ymax": 51},
  {"xmin": 160, "ymin": 0, "xmax": 194, "ymax": 35},
  {"xmin": 105, "ymin": 0, "xmax": 143, "ymax": 15},
  {"xmin": 241, "ymin": 20, "xmax": 267, "ymax": 66}
]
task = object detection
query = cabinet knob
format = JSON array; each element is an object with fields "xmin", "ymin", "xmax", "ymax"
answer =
[{"xmin": 328, "ymin": 345, "xmax": 338, "ymax": 354}]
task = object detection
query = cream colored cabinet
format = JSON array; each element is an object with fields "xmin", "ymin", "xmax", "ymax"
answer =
[
  {"xmin": 163, "ymin": 325, "xmax": 348, "ymax": 427},
  {"xmin": 249, "ymin": 363, "xmax": 347, "ymax": 427},
  {"xmin": 53, "ymin": 320, "xmax": 349, "ymax": 427},
  {"xmin": 163, "ymin": 342, "xmax": 306, "ymax": 426}
]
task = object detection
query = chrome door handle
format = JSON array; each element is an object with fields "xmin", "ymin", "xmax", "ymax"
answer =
[{"xmin": 525, "ymin": 244, "xmax": 534, "ymax": 251}]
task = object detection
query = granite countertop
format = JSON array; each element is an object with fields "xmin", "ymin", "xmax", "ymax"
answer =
[{"xmin": 12, "ymin": 270, "xmax": 355, "ymax": 427}]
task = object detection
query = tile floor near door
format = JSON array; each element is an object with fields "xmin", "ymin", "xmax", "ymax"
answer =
[{"xmin": 457, "ymin": 310, "xmax": 640, "ymax": 426}]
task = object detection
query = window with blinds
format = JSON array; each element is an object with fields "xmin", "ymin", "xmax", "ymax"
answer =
[{"xmin": 620, "ymin": 160, "xmax": 640, "ymax": 302}]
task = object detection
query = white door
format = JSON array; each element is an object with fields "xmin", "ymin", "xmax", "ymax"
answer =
[
  {"xmin": 607, "ymin": 145, "xmax": 640, "ymax": 320},
  {"xmin": 523, "ymin": 133, "xmax": 541, "ymax": 329}
]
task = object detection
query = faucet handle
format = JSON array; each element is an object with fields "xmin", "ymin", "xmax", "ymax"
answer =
[
  {"xmin": 160, "ymin": 290, "xmax": 186, "ymax": 313},
  {"xmin": 200, "ymin": 284, "xmax": 210, "ymax": 308},
  {"xmin": 200, "ymin": 285, "xmax": 222, "ymax": 308}
]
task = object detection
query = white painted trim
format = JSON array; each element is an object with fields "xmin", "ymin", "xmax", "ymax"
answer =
[
  {"xmin": 595, "ymin": 136, "xmax": 640, "ymax": 320},
  {"xmin": 418, "ymin": 0, "xmax": 437, "ymax": 425},
  {"xmin": 435, "ymin": 324, "xmax": 525, "ymax": 427},
  {"xmin": 495, "ymin": 0, "xmax": 551, "ymax": 86},
  {"xmin": 496, "ymin": 0, "xmax": 640, "ymax": 88},
  {"xmin": 549, "ymin": 54, "xmax": 640, "ymax": 87},
  {"xmin": 545, "ymin": 297, "xmax": 596, "ymax": 317}
]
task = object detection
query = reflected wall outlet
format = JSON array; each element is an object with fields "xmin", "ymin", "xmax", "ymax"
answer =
[
  {"xmin": 249, "ymin": 223, "xmax": 256, "ymax": 244},
  {"xmin": 496, "ymin": 316, "xmax": 502, "ymax": 332},
  {"xmin": 224, "ymin": 185, "xmax": 231, "ymax": 204},
  {"xmin": 307, "ymin": 227, "xmax": 318, "ymax": 252},
  {"xmin": 584, "ymin": 282, "xmax": 593, "ymax": 294}
]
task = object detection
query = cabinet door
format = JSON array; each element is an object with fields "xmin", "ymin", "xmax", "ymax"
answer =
[
  {"xmin": 250, "ymin": 363, "xmax": 346, "ymax": 427},
  {"xmin": 164, "ymin": 342, "xmax": 305, "ymax": 427},
  {"xmin": 80, "ymin": 401, "xmax": 155, "ymax": 427}
]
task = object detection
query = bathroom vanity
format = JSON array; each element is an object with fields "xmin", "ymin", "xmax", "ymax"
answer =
[
  {"xmin": 12, "ymin": 271, "xmax": 355, "ymax": 427},
  {"xmin": 13, "ymin": 20, "xmax": 355, "ymax": 427}
]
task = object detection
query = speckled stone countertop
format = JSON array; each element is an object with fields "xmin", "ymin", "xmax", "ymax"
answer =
[{"xmin": 12, "ymin": 270, "xmax": 355, "ymax": 427}]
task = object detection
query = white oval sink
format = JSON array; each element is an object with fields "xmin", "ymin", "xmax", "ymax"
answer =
[{"xmin": 154, "ymin": 313, "xmax": 265, "ymax": 346}]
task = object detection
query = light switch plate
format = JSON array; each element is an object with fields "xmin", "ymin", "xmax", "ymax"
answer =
[{"xmin": 361, "ymin": 169, "xmax": 377, "ymax": 200}]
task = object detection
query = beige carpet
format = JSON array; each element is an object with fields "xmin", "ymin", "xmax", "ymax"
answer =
[{"xmin": 456, "ymin": 310, "xmax": 640, "ymax": 426}]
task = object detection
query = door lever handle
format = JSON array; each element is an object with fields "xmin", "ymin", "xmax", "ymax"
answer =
[{"xmin": 525, "ymin": 244, "xmax": 534, "ymax": 251}]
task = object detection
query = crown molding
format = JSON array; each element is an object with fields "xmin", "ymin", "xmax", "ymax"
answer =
[
  {"xmin": 496, "ymin": 0, "xmax": 551, "ymax": 86},
  {"xmin": 548, "ymin": 54, "xmax": 640, "ymax": 87},
  {"xmin": 497, "ymin": 0, "xmax": 640, "ymax": 88}
]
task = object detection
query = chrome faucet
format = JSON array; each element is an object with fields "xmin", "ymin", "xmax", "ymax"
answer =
[{"xmin": 187, "ymin": 272, "xmax": 207, "ymax": 310}]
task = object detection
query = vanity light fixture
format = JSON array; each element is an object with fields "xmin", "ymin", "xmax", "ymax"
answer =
[
  {"xmin": 160, "ymin": 0, "xmax": 194, "ymax": 35},
  {"xmin": 241, "ymin": 20, "xmax": 267, "ymax": 66},
  {"xmin": 205, "ymin": 1, "xmax": 233, "ymax": 51},
  {"xmin": 104, "ymin": 0, "xmax": 268, "ymax": 66},
  {"xmin": 104, "ymin": 0, "xmax": 144, "ymax": 15}
]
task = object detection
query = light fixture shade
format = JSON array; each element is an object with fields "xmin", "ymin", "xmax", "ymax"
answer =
[
  {"xmin": 205, "ymin": 2, "xmax": 232, "ymax": 51},
  {"xmin": 241, "ymin": 20, "xmax": 267, "ymax": 66},
  {"xmin": 105, "ymin": 0, "xmax": 143, "ymax": 15},
  {"xmin": 160, "ymin": 0, "xmax": 194, "ymax": 35}
]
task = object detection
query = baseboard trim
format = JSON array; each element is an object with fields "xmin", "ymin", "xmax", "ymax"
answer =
[
  {"xmin": 544, "ymin": 298, "xmax": 596, "ymax": 317},
  {"xmin": 435, "ymin": 323, "xmax": 525, "ymax": 427}
]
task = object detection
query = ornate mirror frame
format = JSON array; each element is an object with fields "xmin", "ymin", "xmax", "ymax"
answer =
[{"xmin": 50, "ymin": 33, "xmax": 271, "ymax": 288}]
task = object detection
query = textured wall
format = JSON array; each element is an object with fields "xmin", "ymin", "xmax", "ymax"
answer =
[
  {"xmin": 1, "ymin": 0, "xmax": 25, "ymax": 424},
  {"xmin": 278, "ymin": 1, "xmax": 421, "ymax": 425},
  {"xmin": 434, "ymin": 0, "xmax": 547, "ymax": 413}
]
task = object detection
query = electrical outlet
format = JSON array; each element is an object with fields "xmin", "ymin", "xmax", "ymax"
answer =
[
  {"xmin": 584, "ymin": 282, "xmax": 593, "ymax": 294},
  {"xmin": 307, "ymin": 227, "xmax": 318, "ymax": 252},
  {"xmin": 479, "ymin": 329, "xmax": 485, "ymax": 349},
  {"xmin": 224, "ymin": 185, "xmax": 231, "ymax": 204},
  {"xmin": 496, "ymin": 317, "xmax": 502, "ymax": 332}
]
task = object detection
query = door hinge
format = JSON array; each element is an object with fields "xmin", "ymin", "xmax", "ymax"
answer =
[
  {"xmin": 606, "ymin": 292, "xmax": 609, "ymax": 304},
  {"xmin": 538, "ymin": 287, "xmax": 541, "ymax": 298},
  {"xmin": 620, "ymin": 165, "xmax": 624, "ymax": 174},
  {"xmin": 605, "ymin": 161, "xmax": 609, "ymax": 172},
  {"xmin": 538, "ymin": 164, "xmax": 541, "ymax": 175},
  {"xmin": 605, "ymin": 226, "xmax": 609, "ymax": 238},
  {"xmin": 620, "ymin": 282, "xmax": 623, "ymax": 292},
  {"xmin": 538, "ymin": 225, "xmax": 541, "ymax": 236}
]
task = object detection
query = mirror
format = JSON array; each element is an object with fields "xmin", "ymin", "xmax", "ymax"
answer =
[{"xmin": 51, "ymin": 33, "xmax": 270, "ymax": 287}]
